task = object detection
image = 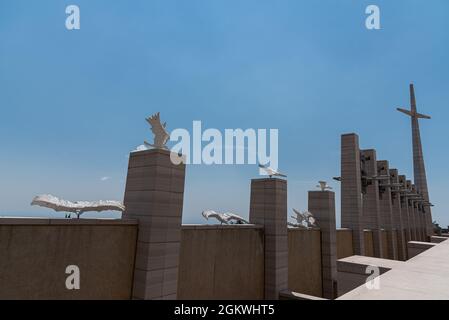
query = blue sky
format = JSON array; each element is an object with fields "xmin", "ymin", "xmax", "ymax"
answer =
[{"xmin": 0, "ymin": 0, "xmax": 448, "ymax": 226}]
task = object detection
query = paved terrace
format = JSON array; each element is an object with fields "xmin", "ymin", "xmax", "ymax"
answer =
[{"xmin": 338, "ymin": 238, "xmax": 449, "ymax": 300}]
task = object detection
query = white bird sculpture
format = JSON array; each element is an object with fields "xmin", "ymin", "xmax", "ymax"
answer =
[
  {"xmin": 258, "ymin": 164, "xmax": 287, "ymax": 178},
  {"xmin": 303, "ymin": 210, "xmax": 318, "ymax": 228},
  {"xmin": 202, "ymin": 210, "xmax": 248, "ymax": 225},
  {"xmin": 289, "ymin": 208, "xmax": 318, "ymax": 228},
  {"xmin": 317, "ymin": 181, "xmax": 332, "ymax": 191},
  {"xmin": 291, "ymin": 208, "xmax": 307, "ymax": 226},
  {"xmin": 223, "ymin": 212, "xmax": 249, "ymax": 224},
  {"xmin": 144, "ymin": 112, "xmax": 170, "ymax": 149},
  {"xmin": 31, "ymin": 194, "xmax": 125, "ymax": 219}
]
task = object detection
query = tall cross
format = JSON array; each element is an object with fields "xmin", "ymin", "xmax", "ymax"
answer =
[{"xmin": 397, "ymin": 84, "xmax": 433, "ymax": 236}]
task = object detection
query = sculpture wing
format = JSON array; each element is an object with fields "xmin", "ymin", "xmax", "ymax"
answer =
[
  {"xmin": 224, "ymin": 212, "xmax": 249, "ymax": 224},
  {"xmin": 31, "ymin": 194, "xmax": 79, "ymax": 213},
  {"xmin": 74, "ymin": 200, "xmax": 125, "ymax": 213},
  {"xmin": 31, "ymin": 194, "xmax": 125, "ymax": 214},
  {"xmin": 146, "ymin": 112, "xmax": 169, "ymax": 147},
  {"xmin": 202, "ymin": 210, "xmax": 228, "ymax": 223}
]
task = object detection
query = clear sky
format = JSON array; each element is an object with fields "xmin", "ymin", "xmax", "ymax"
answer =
[{"xmin": 1, "ymin": 0, "xmax": 448, "ymax": 226}]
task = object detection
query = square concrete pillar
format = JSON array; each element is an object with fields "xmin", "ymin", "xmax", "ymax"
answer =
[
  {"xmin": 419, "ymin": 203, "xmax": 430, "ymax": 241},
  {"xmin": 308, "ymin": 190, "xmax": 337, "ymax": 299},
  {"xmin": 406, "ymin": 180, "xmax": 417, "ymax": 241},
  {"xmin": 341, "ymin": 133, "xmax": 364, "ymax": 255},
  {"xmin": 123, "ymin": 149, "xmax": 186, "ymax": 300},
  {"xmin": 389, "ymin": 169, "xmax": 407, "ymax": 261},
  {"xmin": 417, "ymin": 204, "xmax": 426, "ymax": 241},
  {"xmin": 377, "ymin": 160, "xmax": 398, "ymax": 260},
  {"xmin": 414, "ymin": 200, "xmax": 425, "ymax": 242},
  {"xmin": 249, "ymin": 178, "xmax": 288, "ymax": 300},
  {"xmin": 360, "ymin": 150, "xmax": 383, "ymax": 258},
  {"xmin": 399, "ymin": 175, "xmax": 411, "ymax": 245}
]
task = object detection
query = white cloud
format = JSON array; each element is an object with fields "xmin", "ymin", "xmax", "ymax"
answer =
[{"xmin": 100, "ymin": 176, "xmax": 110, "ymax": 181}]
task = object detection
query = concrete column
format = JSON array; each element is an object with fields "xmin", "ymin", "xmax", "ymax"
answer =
[
  {"xmin": 341, "ymin": 133, "xmax": 364, "ymax": 255},
  {"xmin": 416, "ymin": 202, "xmax": 426, "ymax": 242},
  {"xmin": 399, "ymin": 175, "xmax": 411, "ymax": 245},
  {"xmin": 249, "ymin": 178, "xmax": 288, "ymax": 300},
  {"xmin": 389, "ymin": 169, "xmax": 407, "ymax": 261},
  {"xmin": 412, "ymin": 201, "xmax": 422, "ymax": 241},
  {"xmin": 419, "ymin": 201, "xmax": 428, "ymax": 241},
  {"xmin": 416, "ymin": 202, "xmax": 426, "ymax": 241},
  {"xmin": 123, "ymin": 149, "xmax": 186, "ymax": 300},
  {"xmin": 406, "ymin": 180, "xmax": 417, "ymax": 240},
  {"xmin": 308, "ymin": 190, "xmax": 337, "ymax": 299},
  {"xmin": 377, "ymin": 160, "xmax": 398, "ymax": 260},
  {"xmin": 360, "ymin": 150, "xmax": 383, "ymax": 258}
]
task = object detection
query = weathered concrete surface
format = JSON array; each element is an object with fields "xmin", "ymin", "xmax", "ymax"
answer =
[
  {"xmin": 123, "ymin": 148, "xmax": 185, "ymax": 300},
  {"xmin": 363, "ymin": 230, "xmax": 374, "ymax": 257},
  {"xmin": 288, "ymin": 228, "xmax": 322, "ymax": 297},
  {"xmin": 341, "ymin": 133, "xmax": 364, "ymax": 255},
  {"xmin": 0, "ymin": 218, "xmax": 138, "ymax": 300},
  {"xmin": 249, "ymin": 178, "xmax": 288, "ymax": 300},
  {"xmin": 339, "ymin": 239, "xmax": 449, "ymax": 299},
  {"xmin": 177, "ymin": 225, "xmax": 264, "ymax": 300},
  {"xmin": 337, "ymin": 229, "xmax": 354, "ymax": 259}
]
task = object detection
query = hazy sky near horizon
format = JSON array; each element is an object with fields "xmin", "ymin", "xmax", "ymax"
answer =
[{"xmin": 1, "ymin": 0, "xmax": 448, "ymax": 226}]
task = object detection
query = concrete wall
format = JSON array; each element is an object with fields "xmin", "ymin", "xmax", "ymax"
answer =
[
  {"xmin": 288, "ymin": 228, "xmax": 322, "ymax": 297},
  {"xmin": 407, "ymin": 241, "xmax": 437, "ymax": 259},
  {"xmin": 364, "ymin": 230, "xmax": 374, "ymax": 257},
  {"xmin": 0, "ymin": 218, "xmax": 138, "ymax": 300},
  {"xmin": 337, "ymin": 229, "xmax": 354, "ymax": 259},
  {"xmin": 177, "ymin": 225, "xmax": 264, "ymax": 300}
]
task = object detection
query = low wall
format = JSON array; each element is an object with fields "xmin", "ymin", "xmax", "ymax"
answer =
[
  {"xmin": 0, "ymin": 218, "xmax": 138, "ymax": 299},
  {"xmin": 288, "ymin": 228, "xmax": 322, "ymax": 297},
  {"xmin": 177, "ymin": 225, "xmax": 264, "ymax": 300},
  {"xmin": 337, "ymin": 229, "xmax": 353, "ymax": 259},
  {"xmin": 407, "ymin": 241, "xmax": 437, "ymax": 259}
]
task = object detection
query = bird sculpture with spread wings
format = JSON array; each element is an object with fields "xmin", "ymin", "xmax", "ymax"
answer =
[
  {"xmin": 289, "ymin": 208, "xmax": 318, "ymax": 228},
  {"xmin": 258, "ymin": 164, "xmax": 287, "ymax": 178},
  {"xmin": 316, "ymin": 181, "xmax": 332, "ymax": 191},
  {"xmin": 144, "ymin": 112, "xmax": 170, "ymax": 149},
  {"xmin": 31, "ymin": 194, "xmax": 125, "ymax": 219},
  {"xmin": 202, "ymin": 210, "xmax": 249, "ymax": 225}
]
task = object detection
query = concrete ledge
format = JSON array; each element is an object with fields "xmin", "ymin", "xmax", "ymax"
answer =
[
  {"xmin": 407, "ymin": 241, "xmax": 437, "ymax": 259},
  {"xmin": 431, "ymin": 236, "xmax": 448, "ymax": 244},
  {"xmin": 279, "ymin": 290, "xmax": 327, "ymax": 301},
  {"xmin": 336, "ymin": 255, "xmax": 404, "ymax": 297},
  {"xmin": 181, "ymin": 224, "xmax": 263, "ymax": 230},
  {"xmin": 0, "ymin": 217, "xmax": 138, "ymax": 226},
  {"xmin": 338, "ymin": 255, "xmax": 404, "ymax": 274}
]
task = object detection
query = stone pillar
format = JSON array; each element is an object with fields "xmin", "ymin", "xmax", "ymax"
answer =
[
  {"xmin": 249, "ymin": 178, "xmax": 288, "ymax": 300},
  {"xmin": 389, "ymin": 169, "xmax": 407, "ymax": 261},
  {"xmin": 406, "ymin": 180, "xmax": 417, "ymax": 240},
  {"xmin": 377, "ymin": 160, "xmax": 398, "ymax": 260},
  {"xmin": 123, "ymin": 149, "xmax": 185, "ymax": 300},
  {"xmin": 399, "ymin": 175, "xmax": 411, "ymax": 245},
  {"xmin": 417, "ymin": 196, "xmax": 427, "ymax": 241},
  {"xmin": 418, "ymin": 204, "xmax": 426, "ymax": 241},
  {"xmin": 360, "ymin": 149, "xmax": 383, "ymax": 258},
  {"xmin": 341, "ymin": 133, "xmax": 364, "ymax": 255},
  {"xmin": 308, "ymin": 190, "xmax": 337, "ymax": 299},
  {"xmin": 416, "ymin": 201, "xmax": 425, "ymax": 242}
]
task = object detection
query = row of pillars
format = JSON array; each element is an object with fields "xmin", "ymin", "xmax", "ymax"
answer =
[
  {"xmin": 123, "ymin": 148, "xmax": 338, "ymax": 300},
  {"xmin": 341, "ymin": 133, "xmax": 431, "ymax": 261}
]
